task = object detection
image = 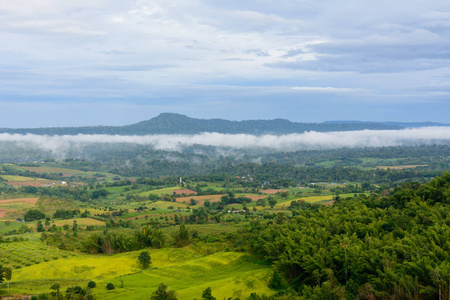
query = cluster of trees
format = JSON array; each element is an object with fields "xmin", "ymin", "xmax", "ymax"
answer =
[
  {"xmin": 82, "ymin": 226, "xmax": 166, "ymax": 254},
  {"xmin": 150, "ymin": 283, "xmax": 217, "ymax": 300},
  {"xmin": 246, "ymin": 172, "xmax": 450, "ymax": 299},
  {"xmin": 24, "ymin": 209, "xmax": 46, "ymax": 221},
  {"xmin": 53, "ymin": 209, "xmax": 81, "ymax": 219}
]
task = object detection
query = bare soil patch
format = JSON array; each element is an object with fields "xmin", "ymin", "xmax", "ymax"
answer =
[
  {"xmin": 0, "ymin": 198, "xmax": 39, "ymax": 204},
  {"xmin": 175, "ymin": 195, "xmax": 224, "ymax": 205},
  {"xmin": 173, "ymin": 189, "xmax": 198, "ymax": 195},
  {"xmin": 0, "ymin": 209, "xmax": 11, "ymax": 217}
]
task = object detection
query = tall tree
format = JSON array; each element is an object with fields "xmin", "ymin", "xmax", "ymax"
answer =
[
  {"xmin": 138, "ymin": 251, "xmax": 151, "ymax": 269},
  {"xmin": 202, "ymin": 287, "xmax": 216, "ymax": 300}
]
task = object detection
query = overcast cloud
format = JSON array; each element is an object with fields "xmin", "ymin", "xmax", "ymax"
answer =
[{"xmin": 0, "ymin": 0, "xmax": 449, "ymax": 127}]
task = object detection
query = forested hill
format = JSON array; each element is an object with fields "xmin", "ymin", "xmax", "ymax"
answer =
[{"xmin": 0, "ymin": 113, "xmax": 448, "ymax": 135}]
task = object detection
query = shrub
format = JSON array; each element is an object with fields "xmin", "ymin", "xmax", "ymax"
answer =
[
  {"xmin": 88, "ymin": 281, "xmax": 96, "ymax": 288},
  {"xmin": 106, "ymin": 283, "xmax": 115, "ymax": 290}
]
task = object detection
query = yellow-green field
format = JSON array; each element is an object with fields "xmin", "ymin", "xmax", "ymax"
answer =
[
  {"xmin": 250, "ymin": 195, "xmax": 335, "ymax": 211},
  {"xmin": 138, "ymin": 187, "xmax": 180, "ymax": 197},
  {"xmin": 275, "ymin": 195, "xmax": 334, "ymax": 208},
  {"xmin": 0, "ymin": 240, "xmax": 78, "ymax": 269},
  {"xmin": 45, "ymin": 218, "xmax": 105, "ymax": 228},
  {"xmin": 149, "ymin": 201, "xmax": 189, "ymax": 210},
  {"xmin": 0, "ymin": 175, "xmax": 48, "ymax": 182},
  {"xmin": 8, "ymin": 247, "xmax": 273, "ymax": 300}
]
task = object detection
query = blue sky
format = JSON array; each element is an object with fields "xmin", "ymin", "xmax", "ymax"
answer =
[{"xmin": 0, "ymin": 0, "xmax": 449, "ymax": 128}]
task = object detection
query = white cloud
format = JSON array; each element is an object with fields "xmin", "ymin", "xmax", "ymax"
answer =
[
  {"xmin": 0, "ymin": 0, "xmax": 449, "ymax": 126},
  {"xmin": 292, "ymin": 86, "xmax": 366, "ymax": 93},
  {"xmin": 0, "ymin": 127, "xmax": 449, "ymax": 157}
]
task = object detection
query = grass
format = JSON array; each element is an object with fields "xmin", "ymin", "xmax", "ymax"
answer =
[
  {"xmin": 0, "ymin": 240, "xmax": 78, "ymax": 269},
  {"xmin": 8, "ymin": 246, "xmax": 273, "ymax": 300},
  {"xmin": 97, "ymin": 251, "xmax": 272, "ymax": 300},
  {"xmin": 138, "ymin": 187, "xmax": 180, "ymax": 197},
  {"xmin": 150, "ymin": 201, "xmax": 189, "ymax": 210},
  {"xmin": 0, "ymin": 175, "xmax": 48, "ymax": 182},
  {"xmin": 275, "ymin": 195, "xmax": 334, "ymax": 208},
  {"xmin": 0, "ymin": 221, "xmax": 26, "ymax": 234},
  {"xmin": 50, "ymin": 218, "xmax": 105, "ymax": 228},
  {"xmin": 161, "ymin": 223, "xmax": 243, "ymax": 237},
  {"xmin": 0, "ymin": 202, "xmax": 35, "ymax": 211}
]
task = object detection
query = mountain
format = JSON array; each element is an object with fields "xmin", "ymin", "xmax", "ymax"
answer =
[
  {"xmin": 324, "ymin": 120, "xmax": 450, "ymax": 128},
  {"xmin": 1, "ymin": 113, "xmax": 446, "ymax": 135}
]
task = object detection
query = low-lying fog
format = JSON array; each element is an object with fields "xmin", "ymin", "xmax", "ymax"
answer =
[{"xmin": 0, "ymin": 127, "xmax": 449, "ymax": 155}]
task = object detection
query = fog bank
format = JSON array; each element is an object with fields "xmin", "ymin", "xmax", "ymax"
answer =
[{"xmin": 0, "ymin": 127, "xmax": 449, "ymax": 155}]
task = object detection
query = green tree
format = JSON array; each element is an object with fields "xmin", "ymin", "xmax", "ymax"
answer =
[
  {"xmin": 0, "ymin": 265, "xmax": 5, "ymax": 283},
  {"xmin": 268, "ymin": 271, "xmax": 286, "ymax": 290},
  {"xmin": 106, "ymin": 283, "xmax": 115, "ymax": 290},
  {"xmin": 4, "ymin": 267, "xmax": 11, "ymax": 281},
  {"xmin": 268, "ymin": 199, "xmax": 277, "ymax": 209},
  {"xmin": 202, "ymin": 287, "xmax": 216, "ymax": 300},
  {"xmin": 3, "ymin": 266, "xmax": 12, "ymax": 294},
  {"xmin": 72, "ymin": 220, "xmax": 78, "ymax": 236},
  {"xmin": 138, "ymin": 251, "xmax": 151, "ymax": 269},
  {"xmin": 171, "ymin": 223, "xmax": 191, "ymax": 247},
  {"xmin": 36, "ymin": 220, "xmax": 45, "ymax": 232},
  {"xmin": 151, "ymin": 283, "xmax": 178, "ymax": 300},
  {"xmin": 50, "ymin": 283, "xmax": 60, "ymax": 298}
]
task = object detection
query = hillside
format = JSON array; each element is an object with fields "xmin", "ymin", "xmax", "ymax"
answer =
[{"xmin": 0, "ymin": 113, "xmax": 424, "ymax": 135}]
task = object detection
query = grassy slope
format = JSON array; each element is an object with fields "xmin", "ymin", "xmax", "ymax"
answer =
[{"xmin": 9, "ymin": 247, "xmax": 273, "ymax": 300}]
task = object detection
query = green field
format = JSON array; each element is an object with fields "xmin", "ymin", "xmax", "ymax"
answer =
[
  {"xmin": 0, "ymin": 239, "xmax": 78, "ymax": 269},
  {"xmin": 138, "ymin": 186, "xmax": 180, "ymax": 197},
  {"xmin": 8, "ymin": 247, "xmax": 273, "ymax": 300},
  {"xmin": 0, "ymin": 175, "xmax": 47, "ymax": 182}
]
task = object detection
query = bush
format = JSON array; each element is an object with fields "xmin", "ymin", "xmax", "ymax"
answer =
[
  {"xmin": 106, "ymin": 283, "xmax": 115, "ymax": 290},
  {"xmin": 38, "ymin": 293, "xmax": 48, "ymax": 300},
  {"xmin": 88, "ymin": 281, "xmax": 96, "ymax": 288}
]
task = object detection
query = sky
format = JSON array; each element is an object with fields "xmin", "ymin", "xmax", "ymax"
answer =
[{"xmin": 0, "ymin": 0, "xmax": 449, "ymax": 128}]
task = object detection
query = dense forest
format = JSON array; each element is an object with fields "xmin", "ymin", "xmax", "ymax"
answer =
[
  {"xmin": 0, "ymin": 143, "xmax": 448, "ymax": 181},
  {"xmin": 246, "ymin": 172, "xmax": 450, "ymax": 299}
]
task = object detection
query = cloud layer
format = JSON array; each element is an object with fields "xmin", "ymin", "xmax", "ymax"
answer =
[
  {"xmin": 1, "ymin": 127, "xmax": 449, "ymax": 156},
  {"xmin": 0, "ymin": 0, "xmax": 449, "ymax": 126}
]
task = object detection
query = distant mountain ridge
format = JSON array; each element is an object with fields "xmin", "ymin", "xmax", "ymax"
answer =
[
  {"xmin": 0, "ymin": 113, "xmax": 448, "ymax": 135},
  {"xmin": 324, "ymin": 120, "xmax": 448, "ymax": 127}
]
